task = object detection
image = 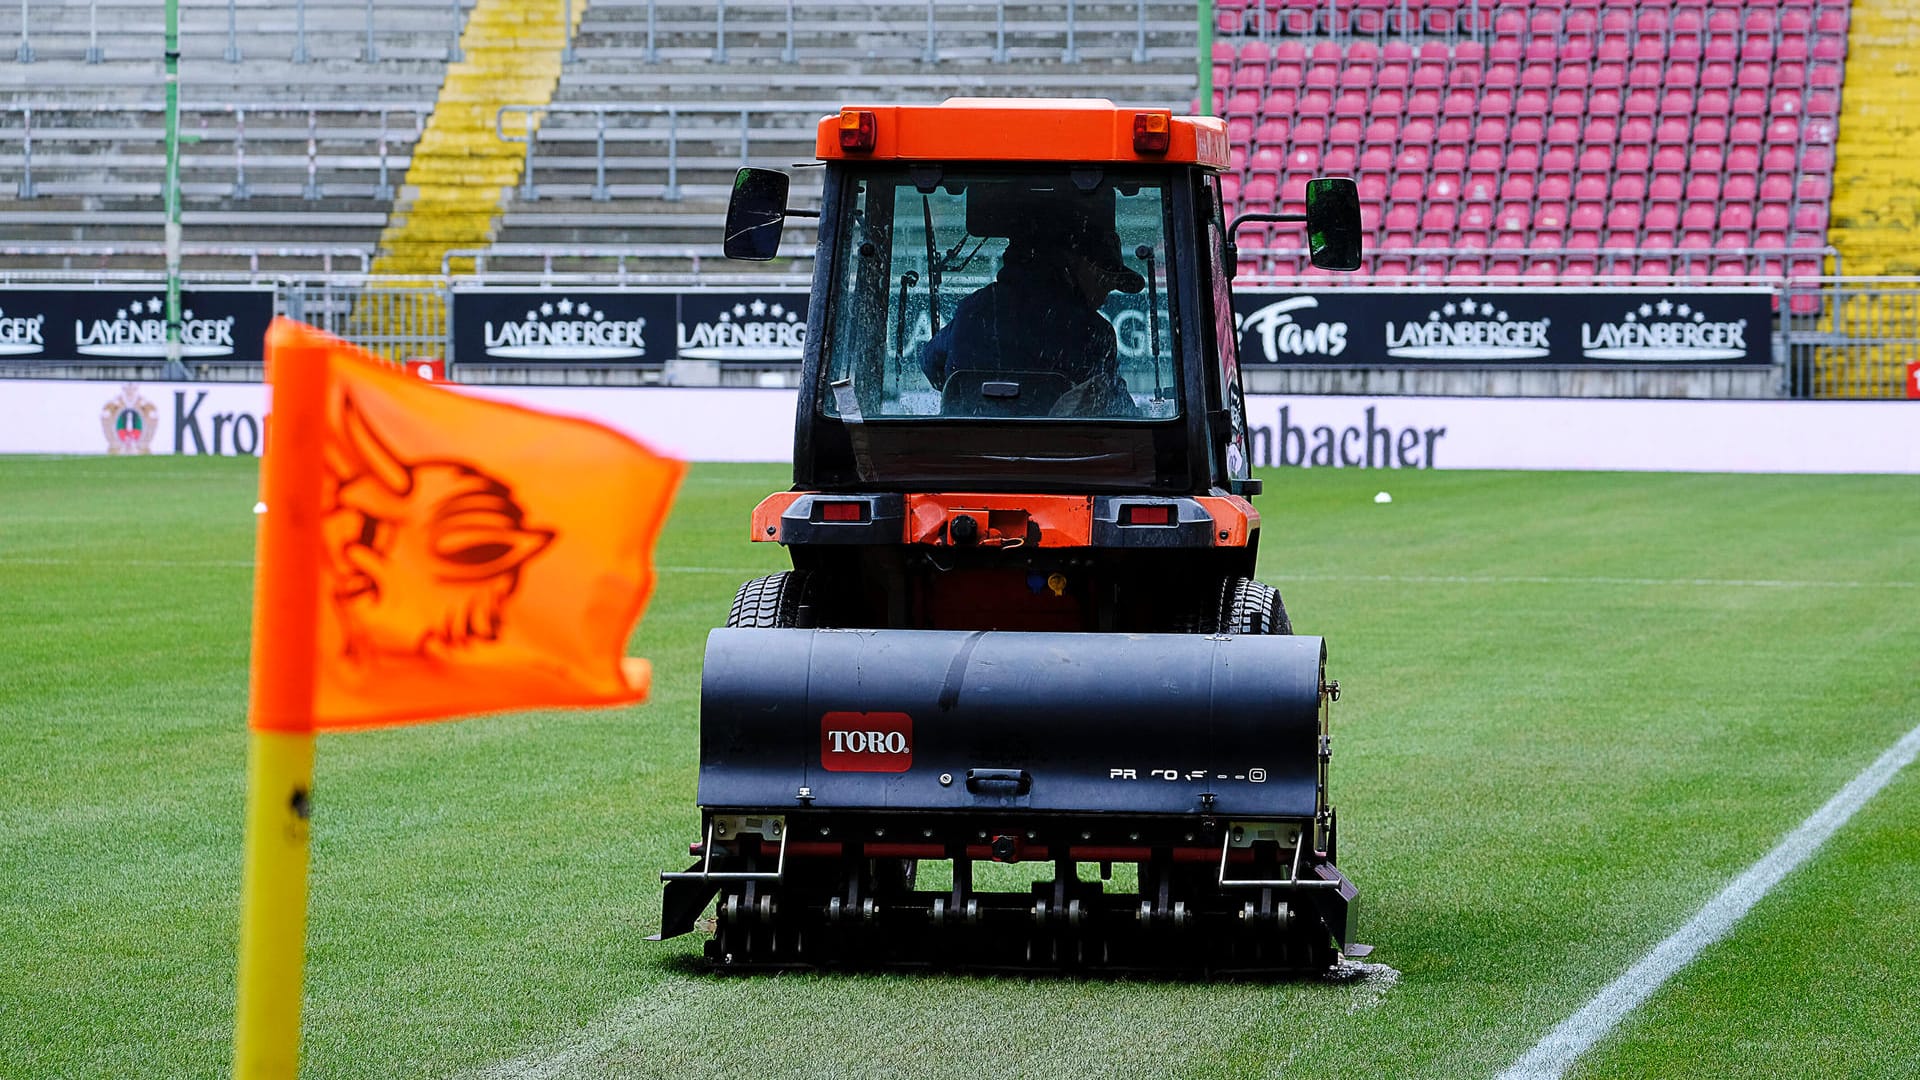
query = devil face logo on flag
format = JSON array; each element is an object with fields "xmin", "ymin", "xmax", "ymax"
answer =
[{"xmin": 321, "ymin": 395, "xmax": 556, "ymax": 662}]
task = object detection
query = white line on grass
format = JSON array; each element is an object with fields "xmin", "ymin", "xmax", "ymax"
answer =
[
  {"xmin": 459, "ymin": 983, "xmax": 699, "ymax": 1080},
  {"xmin": 1497, "ymin": 721, "xmax": 1920, "ymax": 1080}
]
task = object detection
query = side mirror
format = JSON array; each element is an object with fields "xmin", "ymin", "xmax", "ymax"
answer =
[
  {"xmin": 1304, "ymin": 177, "xmax": 1363, "ymax": 271},
  {"xmin": 724, "ymin": 167, "xmax": 789, "ymax": 261}
]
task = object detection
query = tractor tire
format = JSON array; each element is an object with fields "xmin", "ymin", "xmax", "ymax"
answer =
[
  {"xmin": 1218, "ymin": 576, "xmax": 1293, "ymax": 636},
  {"xmin": 726, "ymin": 571, "xmax": 817, "ymax": 628},
  {"xmin": 1179, "ymin": 576, "xmax": 1293, "ymax": 635}
]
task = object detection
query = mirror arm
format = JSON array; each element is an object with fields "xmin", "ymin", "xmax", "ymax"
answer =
[
  {"xmin": 784, "ymin": 207, "xmax": 821, "ymax": 219},
  {"xmin": 1227, "ymin": 211, "xmax": 1307, "ymax": 233}
]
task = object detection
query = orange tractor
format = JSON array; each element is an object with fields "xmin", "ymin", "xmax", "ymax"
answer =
[{"xmin": 656, "ymin": 99, "xmax": 1367, "ymax": 973}]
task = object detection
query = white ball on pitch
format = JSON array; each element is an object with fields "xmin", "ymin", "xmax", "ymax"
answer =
[{"xmin": 1374, "ymin": 492, "xmax": 1393, "ymax": 504}]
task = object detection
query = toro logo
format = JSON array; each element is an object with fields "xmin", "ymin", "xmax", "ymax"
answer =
[{"xmin": 820, "ymin": 711, "xmax": 913, "ymax": 773}]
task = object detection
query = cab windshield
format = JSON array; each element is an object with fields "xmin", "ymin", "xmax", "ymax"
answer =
[{"xmin": 822, "ymin": 167, "xmax": 1180, "ymax": 421}]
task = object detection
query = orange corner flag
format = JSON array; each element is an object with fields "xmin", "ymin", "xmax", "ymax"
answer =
[{"xmin": 255, "ymin": 317, "xmax": 685, "ymax": 731}]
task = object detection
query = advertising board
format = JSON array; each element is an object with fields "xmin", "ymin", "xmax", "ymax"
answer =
[
  {"xmin": 0, "ymin": 287, "xmax": 275, "ymax": 365},
  {"xmin": 4, "ymin": 381, "xmax": 1914, "ymax": 474},
  {"xmin": 450, "ymin": 288, "xmax": 810, "ymax": 366},
  {"xmin": 1232, "ymin": 288, "xmax": 1775, "ymax": 368}
]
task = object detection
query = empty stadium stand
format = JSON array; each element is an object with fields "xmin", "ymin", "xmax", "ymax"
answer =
[
  {"xmin": 1211, "ymin": 0, "xmax": 1847, "ymax": 289},
  {"xmin": 486, "ymin": 1, "xmax": 1200, "ymax": 267},
  {"xmin": 0, "ymin": 0, "xmax": 466, "ymax": 268}
]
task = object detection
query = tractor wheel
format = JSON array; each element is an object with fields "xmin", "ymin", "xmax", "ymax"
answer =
[
  {"xmin": 726, "ymin": 571, "xmax": 817, "ymax": 628},
  {"xmin": 1180, "ymin": 576, "xmax": 1292, "ymax": 635},
  {"xmin": 1217, "ymin": 576, "xmax": 1293, "ymax": 636}
]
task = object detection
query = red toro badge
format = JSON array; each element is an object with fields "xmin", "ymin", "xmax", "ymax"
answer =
[{"xmin": 820, "ymin": 711, "xmax": 913, "ymax": 772}]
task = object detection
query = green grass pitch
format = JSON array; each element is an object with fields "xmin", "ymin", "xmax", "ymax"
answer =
[{"xmin": 2, "ymin": 457, "xmax": 1917, "ymax": 1079}]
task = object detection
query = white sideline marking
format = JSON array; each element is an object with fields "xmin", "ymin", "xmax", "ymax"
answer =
[
  {"xmin": 459, "ymin": 984, "xmax": 698, "ymax": 1080},
  {"xmin": 1498, "ymin": 721, "xmax": 1920, "ymax": 1080}
]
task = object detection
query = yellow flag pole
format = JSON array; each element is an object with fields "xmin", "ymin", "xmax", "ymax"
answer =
[{"xmin": 234, "ymin": 321, "xmax": 332, "ymax": 1079}]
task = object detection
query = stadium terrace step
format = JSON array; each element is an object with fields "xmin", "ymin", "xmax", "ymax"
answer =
[
  {"xmin": 1819, "ymin": 0, "xmax": 1915, "ymax": 395},
  {"xmin": 364, "ymin": 0, "xmax": 584, "ymax": 340}
]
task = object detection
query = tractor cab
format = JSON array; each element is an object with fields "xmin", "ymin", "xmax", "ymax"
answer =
[{"xmin": 727, "ymin": 99, "xmax": 1360, "ymax": 497}]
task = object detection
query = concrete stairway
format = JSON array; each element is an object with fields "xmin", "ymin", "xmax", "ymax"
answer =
[{"xmin": 1820, "ymin": 0, "xmax": 1915, "ymax": 397}]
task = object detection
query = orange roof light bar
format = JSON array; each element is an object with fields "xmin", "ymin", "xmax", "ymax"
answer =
[{"xmin": 813, "ymin": 99, "xmax": 1230, "ymax": 169}]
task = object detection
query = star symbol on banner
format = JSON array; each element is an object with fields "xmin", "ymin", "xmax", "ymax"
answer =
[
  {"xmin": 540, "ymin": 302, "xmax": 554, "ymax": 316},
  {"xmin": 147, "ymin": 298, "xmax": 163, "ymax": 314},
  {"xmin": 1639, "ymin": 303, "xmax": 1654, "ymax": 317},
  {"xmin": 1656, "ymin": 299, "xmax": 1674, "ymax": 316},
  {"xmin": 718, "ymin": 311, "xmax": 731, "ymax": 323},
  {"xmin": 1442, "ymin": 302, "xmax": 1457, "ymax": 317},
  {"xmin": 785, "ymin": 311, "xmax": 799, "ymax": 322},
  {"xmin": 1460, "ymin": 299, "xmax": 1478, "ymax": 315},
  {"xmin": 557, "ymin": 299, "xmax": 574, "ymax": 315},
  {"xmin": 593, "ymin": 310, "xmax": 606, "ymax": 322},
  {"xmin": 749, "ymin": 299, "xmax": 767, "ymax": 316},
  {"xmin": 1677, "ymin": 304, "xmax": 1692, "ymax": 317},
  {"xmin": 732, "ymin": 303, "xmax": 748, "ymax": 317},
  {"xmin": 769, "ymin": 303, "xmax": 785, "ymax": 317},
  {"xmin": 526, "ymin": 310, "xmax": 538, "ymax": 322},
  {"xmin": 116, "ymin": 309, "xmax": 128, "ymax": 321},
  {"xmin": 183, "ymin": 309, "xmax": 194, "ymax": 321},
  {"xmin": 1497, "ymin": 310, "xmax": 1510, "ymax": 321}
]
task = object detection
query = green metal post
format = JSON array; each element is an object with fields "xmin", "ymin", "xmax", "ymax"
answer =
[
  {"xmin": 163, "ymin": 0, "xmax": 188, "ymax": 380},
  {"xmin": 1198, "ymin": 0, "xmax": 1215, "ymax": 116}
]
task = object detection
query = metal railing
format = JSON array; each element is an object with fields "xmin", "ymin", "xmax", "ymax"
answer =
[
  {"xmin": 3, "ymin": 103, "xmax": 433, "ymax": 203},
  {"xmin": 1237, "ymin": 244, "xmax": 1844, "ymax": 282},
  {"xmin": 1781, "ymin": 277, "xmax": 1920, "ymax": 400},
  {"xmin": 0, "ymin": 243, "xmax": 372, "ymax": 277},
  {"xmin": 441, "ymin": 243, "xmax": 818, "ymax": 278},
  {"xmin": 7, "ymin": 0, "xmax": 474, "ymax": 64},
  {"xmin": 495, "ymin": 104, "xmax": 820, "ymax": 203},
  {"xmin": 582, "ymin": 0, "xmax": 1162, "ymax": 65}
]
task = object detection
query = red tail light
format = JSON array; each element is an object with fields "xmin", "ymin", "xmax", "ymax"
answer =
[
  {"xmin": 819, "ymin": 501, "xmax": 866, "ymax": 522},
  {"xmin": 1133, "ymin": 111, "xmax": 1171, "ymax": 154},
  {"xmin": 839, "ymin": 108, "xmax": 877, "ymax": 152},
  {"xmin": 1122, "ymin": 504, "xmax": 1172, "ymax": 526}
]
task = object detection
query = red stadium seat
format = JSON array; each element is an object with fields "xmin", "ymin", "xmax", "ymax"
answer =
[
  {"xmin": 1575, "ymin": 174, "xmax": 1609, "ymax": 202},
  {"xmin": 1646, "ymin": 202, "xmax": 1680, "ymax": 231},
  {"xmin": 1682, "ymin": 203, "xmax": 1718, "ymax": 231},
  {"xmin": 1650, "ymin": 173, "xmax": 1684, "ymax": 199},
  {"xmin": 1724, "ymin": 173, "xmax": 1758, "ymax": 201},
  {"xmin": 1611, "ymin": 175, "xmax": 1649, "ymax": 202}
]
